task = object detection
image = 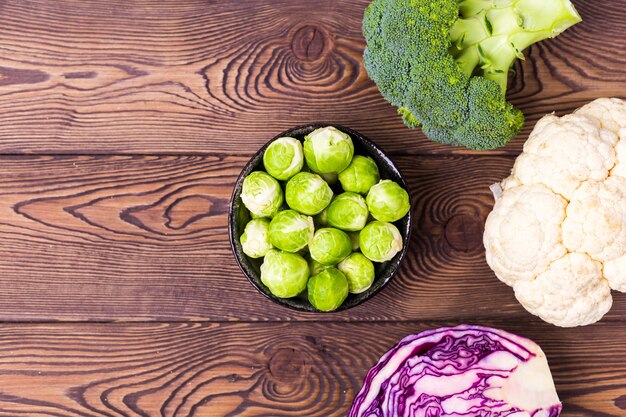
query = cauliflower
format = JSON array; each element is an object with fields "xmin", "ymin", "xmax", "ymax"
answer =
[{"xmin": 484, "ymin": 97, "xmax": 626, "ymax": 327}]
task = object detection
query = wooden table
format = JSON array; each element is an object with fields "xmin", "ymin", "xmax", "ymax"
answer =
[{"xmin": 0, "ymin": 1, "xmax": 624, "ymax": 415}]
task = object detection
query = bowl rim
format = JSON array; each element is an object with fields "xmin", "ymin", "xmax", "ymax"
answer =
[{"xmin": 228, "ymin": 123, "xmax": 413, "ymax": 312}]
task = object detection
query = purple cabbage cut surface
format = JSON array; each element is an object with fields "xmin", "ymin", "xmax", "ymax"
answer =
[{"xmin": 348, "ymin": 325, "xmax": 561, "ymax": 417}]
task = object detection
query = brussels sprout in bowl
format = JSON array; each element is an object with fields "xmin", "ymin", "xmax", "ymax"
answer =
[{"xmin": 228, "ymin": 124, "xmax": 413, "ymax": 312}]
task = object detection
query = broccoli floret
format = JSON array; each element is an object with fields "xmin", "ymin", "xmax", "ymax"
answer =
[{"xmin": 363, "ymin": 0, "xmax": 581, "ymax": 150}]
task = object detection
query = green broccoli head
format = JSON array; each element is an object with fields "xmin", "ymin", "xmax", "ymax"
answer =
[{"xmin": 363, "ymin": 0, "xmax": 581, "ymax": 150}]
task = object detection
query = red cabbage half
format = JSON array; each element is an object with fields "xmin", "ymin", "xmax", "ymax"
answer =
[{"xmin": 348, "ymin": 325, "xmax": 561, "ymax": 417}]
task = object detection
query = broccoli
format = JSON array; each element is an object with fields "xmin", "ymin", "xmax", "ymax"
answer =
[{"xmin": 363, "ymin": 0, "xmax": 581, "ymax": 150}]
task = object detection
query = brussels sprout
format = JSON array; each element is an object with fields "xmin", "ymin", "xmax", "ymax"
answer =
[
  {"xmin": 308, "ymin": 257, "xmax": 334, "ymax": 276},
  {"xmin": 285, "ymin": 172, "xmax": 333, "ymax": 215},
  {"xmin": 327, "ymin": 192, "xmax": 369, "ymax": 231},
  {"xmin": 240, "ymin": 218, "xmax": 273, "ymax": 258},
  {"xmin": 338, "ymin": 252, "xmax": 375, "ymax": 294},
  {"xmin": 309, "ymin": 227, "xmax": 352, "ymax": 265},
  {"xmin": 338, "ymin": 155, "xmax": 380, "ymax": 195},
  {"xmin": 263, "ymin": 137, "xmax": 304, "ymax": 181},
  {"xmin": 307, "ymin": 268, "xmax": 349, "ymax": 311},
  {"xmin": 241, "ymin": 171, "xmax": 283, "ymax": 218},
  {"xmin": 366, "ymin": 180, "xmax": 410, "ymax": 222},
  {"xmin": 304, "ymin": 126, "xmax": 354, "ymax": 174},
  {"xmin": 360, "ymin": 221, "xmax": 403, "ymax": 262},
  {"xmin": 268, "ymin": 209, "xmax": 314, "ymax": 253},
  {"xmin": 349, "ymin": 231, "xmax": 360, "ymax": 251},
  {"xmin": 260, "ymin": 249, "xmax": 309, "ymax": 298}
]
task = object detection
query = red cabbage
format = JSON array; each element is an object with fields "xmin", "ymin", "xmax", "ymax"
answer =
[{"xmin": 348, "ymin": 325, "xmax": 561, "ymax": 417}]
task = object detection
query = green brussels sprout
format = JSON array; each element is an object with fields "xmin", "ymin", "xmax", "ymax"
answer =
[
  {"xmin": 241, "ymin": 171, "xmax": 283, "ymax": 218},
  {"xmin": 240, "ymin": 218, "xmax": 273, "ymax": 258},
  {"xmin": 268, "ymin": 209, "xmax": 314, "ymax": 253},
  {"xmin": 309, "ymin": 227, "xmax": 352, "ymax": 265},
  {"xmin": 338, "ymin": 252, "xmax": 375, "ymax": 294},
  {"xmin": 359, "ymin": 221, "xmax": 403, "ymax": 262},
  {"xmin": 307, "ymin": 268, "xmax": 349, "ymax": 311},
  {"xmin": 308, "ymin": 257, "xmax": 334, "ymax": 276},
  {"xmin": 348, "ymin": 231, "xmax": 360, "ymax": 251},
  {"xmin": 366, "ymin": 180, "xmax": 410, "ymax": 222},
  {"xmin": 285, "ymin": 172, "xmax": 333, "ymax": 215},
  {"xmin": 260, "ymin": 249, "xmax": 309, "ymax": 298},
  {"xmin": 304, "ymin": 126, "xmax": 354, "ymax": 174},
  {"xmin": 338, "ymin": 155, "xmax": 380, "ymax": 195},
  {"xmin": 327, "ymin": 192, "xmax": 369, "ymax": 232},
  {"xmin": 263, "ymin": 137, "xmax": 304, "ymax": 181}
]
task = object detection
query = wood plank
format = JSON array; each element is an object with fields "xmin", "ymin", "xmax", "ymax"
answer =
[
  {"xmin": 0, "ymin": 321, "xmax": 622, "ymax": 416},
  {"xmin": 0, "ymin": 0, "xmax": 622, "ymax": 155},
  {"xmin": 0, "ymin": 154, "xmax": 624, "ymax": 322}
]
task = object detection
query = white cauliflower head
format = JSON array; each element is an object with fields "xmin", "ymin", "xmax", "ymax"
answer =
[{"xmin": 484, "ymin": 97, "xmax": 626, "ymax": 327}]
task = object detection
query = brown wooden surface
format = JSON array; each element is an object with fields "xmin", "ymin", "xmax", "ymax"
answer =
[
  {"xmin": 0, "ymin": 0, "xmax": 624, "ymax": 415},
  {"xmin": 0, "ymin": 322, "xmax": 624, "ymax": 417}
]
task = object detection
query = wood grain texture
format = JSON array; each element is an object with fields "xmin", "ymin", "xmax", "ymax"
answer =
[
  {"xmin": 1, "ymin": 1, "xmax": 625, "ymax": 413},
  {"xmin": 0, "ymin": 321, "xmax": 623, "ymax": 417},
  {"xmin": 0, "ymin": 0, "xmax": 623, "ymax": 155},
  {"xmin": 0, "ymin": 154, "xmax": 624, "ymax": 322}
]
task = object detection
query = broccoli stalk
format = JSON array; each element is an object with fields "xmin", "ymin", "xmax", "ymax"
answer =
[
  {"xmin": 362, "ymin": 0, "xmax": 581, "ymax": 150},
  {"xmin": 451, "ymin": 0, "xmax": 582, "ymax": 92}
]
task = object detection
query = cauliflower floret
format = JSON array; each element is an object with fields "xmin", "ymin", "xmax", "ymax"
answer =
[
  {"xmin": 604, "ymin": 255, "xmax": 626, "ymax": 292},
  {"xmin": 508, "ymin": 114, "xmax": 617, "ymax": 200},
  {"xmin": 513, "ymin": 253, "xmax": 612, "ymax": 327},
  {"xmin": 576, "ymin": 98, "xmax": 626, "ymax": 179},
  {"xmin": 484, "ymin": 185, "xmax": 567, "ymax": 286},
  {"xmin": 562, "ymin": 176, "xmax": 626, "ymax": 263},
  {"xmin": 575, "ymin": 97, "xmax": 626, "ymax": 133},
  {"xmin": 610, "ymin": 129, "xmax": 626, "ymax": 178}
]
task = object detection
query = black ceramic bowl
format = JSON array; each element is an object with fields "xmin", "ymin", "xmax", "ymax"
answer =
[{"xmin": 229, "ymin": 124, "xmax": 412, "ymax": 312}]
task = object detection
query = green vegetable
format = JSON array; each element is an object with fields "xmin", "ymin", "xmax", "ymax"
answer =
[
  {"xmin": 366, "ymin": 180, "xmax": 410, "ymax": 222},
  {"xmin": 285, "ymin": 172, "xmax": 334, "ymax": 215},
  {"xmin": 327, "ymin": 192, "xmax": 370, "ymax": 231},
  {"xmin": 362, "ymin": 0, "xmax": 581, "ymax": 150},
  {"xmin": 260, "ymin": 249, "xmax": 309, "ymax": 298},
  {"xmin": 240, "ymin": 218, "xmax": 273, "ymax": 258},
  {"xmin": 360, "ymin": 221, "xmax": 403, "ymax": 262},
  {"xmin": 241, "ymin": 171, "xmax": 283, "ymax": 218},
  {"xmin": 338, "ymin": 252, "xmax": 376, "ymax": 294},
  {"xmin": 309, "ymin": 227, "xmax": 353, "ymax": 265},
  {"xmin": 263, "ymin": 137, "xmax": 304, "ymax": 181},
  {"xmin": 307, "ymin": 268, "xmax": 349, "ymax": 311},
  {"xmin": 269, "ymin": 209, "xmax": 314, "ymax": 253},
  {"xmin": 338, "ymin": 155, "xmax": 380, "ymax": 195},
  {"xmin": 304, "ymin": 126, "xmax": 354, "ymax": 173}
]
